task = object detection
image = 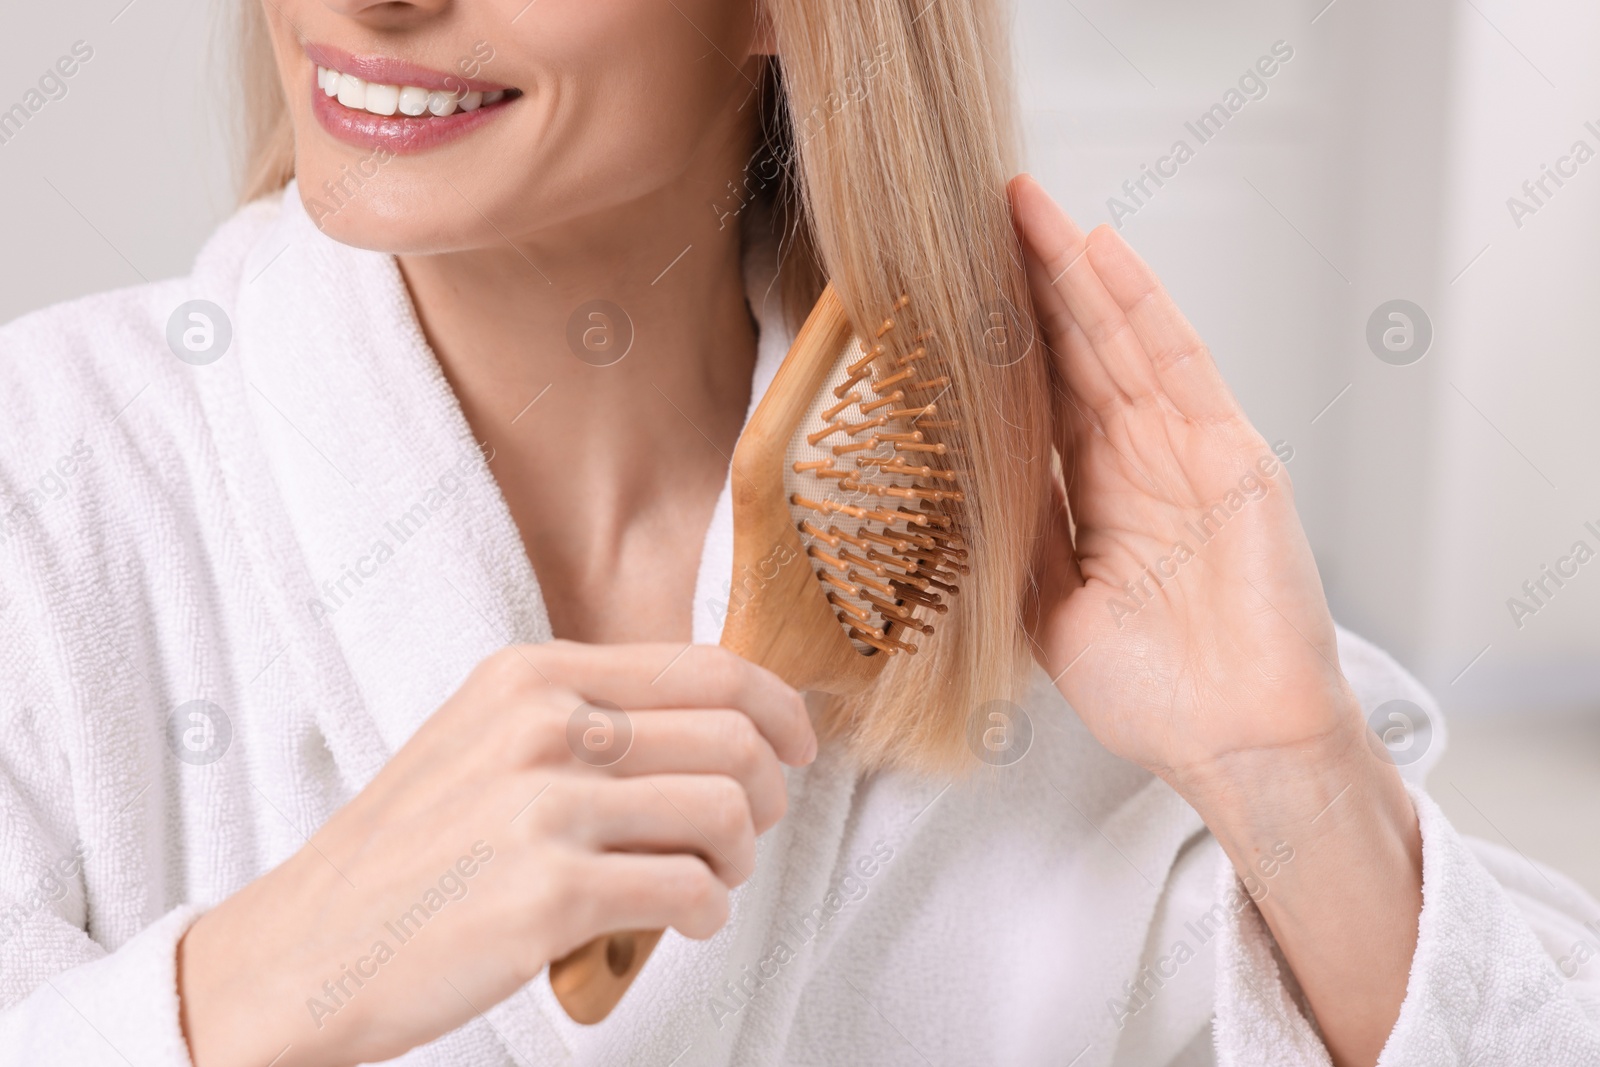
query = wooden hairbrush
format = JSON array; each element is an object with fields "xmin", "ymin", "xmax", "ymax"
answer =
[{"xmin": 548, "ymin": 282, "xmax": 970, "ymax": 1023}]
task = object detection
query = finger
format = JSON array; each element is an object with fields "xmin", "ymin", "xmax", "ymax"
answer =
[
  {"xmin": 543, "ymin": 774, "xmax": 756, "ymax": 889},
  {"xmin": 603, "ymin": 710, "xmax": 787, "ymax": 833},
  {"xmin": 562, "ymin": 852, "xmax": 731, "ymax": 945},
  {"xmin": 1009, "ymin": 174, "xmax": 1163, "ymax": 409},
  {"xmin": 531, "ymin": 642, "xmax": 816, "ymax": 767},
  {"xmin": 1084, "ymin": 226, "xmax": 1242, "ymax": 423},
  {"xmin": 1019, "ymin": 224, "xmax": 1121, "ymax": 422},
  {"xmin": 1011, "ymin": 174, "xmax": 1126, "ymax": 525}
]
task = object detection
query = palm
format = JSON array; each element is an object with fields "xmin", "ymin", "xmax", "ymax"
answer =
[{"xmin": 1011, "ymin": 177, "xmax": 1354, "ymax": 782}]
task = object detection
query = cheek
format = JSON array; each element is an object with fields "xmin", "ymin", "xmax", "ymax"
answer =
[{"xmin": 470, "ymin": 0, "xmax": 759, "ymax": 223}]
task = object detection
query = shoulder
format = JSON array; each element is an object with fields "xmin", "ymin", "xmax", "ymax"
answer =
[
  {"xmin": 0, "ymin": 193, "xmax": 283, "ymax": 433},
  {"xmin": 0, "ymin": 191, "xmax": 287, "ymax": 518},
  {"xmin": 0, "ymin": 193, "xmax": 291, "ymax": 685}
]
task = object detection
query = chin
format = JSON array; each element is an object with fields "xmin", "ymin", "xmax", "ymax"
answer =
[{"xmin": 293, "ymin": 165, "xmax": 478, "ymax": 255}]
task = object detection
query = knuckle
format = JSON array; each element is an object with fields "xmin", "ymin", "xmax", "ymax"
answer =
[
  {"xmin": 515, "ymin": 705, "xmax": 574, "ymax": 767},
  {"xmin": 547, "ymin": 855, "xmax": 601, "ymax": 932},
  {"xmin": 537, "ymin": 638, "xmax": 582, "ymax": 673},
  {"xmin": 480, "ymin": 646, "xmax": 545, "ymax": 700},
  {"xmin": 701, "ymin": 775, "xmax": 752, "ymax": 837},
  {"xmin": 520, "ymin": 776, "xmax": 589, "ymax": 840},
  {"xmin": 694, "ymin": 646, "xmax": 747, "ymax": 697},
  {"xmin": 672, "ymin": 861, "xmax": 729, "ymax": 938},
  {"xmin": 713, "ymin": 712, "xmax": 766, "ymax": 777},
  {"xmin": 522, "ymin": 846, "xmax": 578, "ymax": 919},
  {"xmin": 515, "ymin": 640, "xmax": 587, "ymax": 689}
]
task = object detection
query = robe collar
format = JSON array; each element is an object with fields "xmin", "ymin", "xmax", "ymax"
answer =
[{"xmin": 235, "ymin": 184, "xmax": 788, "ymax": 768}]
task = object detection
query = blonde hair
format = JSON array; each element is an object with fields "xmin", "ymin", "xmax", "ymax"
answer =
[{"xmin": 233, "ymin": 0, "xmax": 1050, "ymax": 776}]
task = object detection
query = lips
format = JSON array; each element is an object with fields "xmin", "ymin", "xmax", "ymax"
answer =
[{"xmin": 306, "ymin": 42, "xmax": 520, "ymax": 154}]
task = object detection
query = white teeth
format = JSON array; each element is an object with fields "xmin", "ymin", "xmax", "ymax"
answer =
[
  {"xmin": 398, "ymin": 86, "xmax": 429, "ymax": 116},
  {"xmin": 364, "ymin": 82, "xmax": 399, "ymax": 116},
  {"xmin": 316, "ymin": 65, "xmax": 507, "ymax": 117},
  {"xmin": 336, "ymin": 73, "xmax": 366, "ymax": 109}
]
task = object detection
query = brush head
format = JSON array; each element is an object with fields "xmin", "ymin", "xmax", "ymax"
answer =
[
  {"xmin": 783, "ymin": 294, "xmax": 970, "ymax": 657},
  {"xmin": 719, "ymin": 283, "xmax": 969, "ymax": 693}
]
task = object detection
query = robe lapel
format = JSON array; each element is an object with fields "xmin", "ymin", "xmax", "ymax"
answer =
[
  {"xmin": 234, "ymin": 185, "xmax": 551, "ymax": 772},
  {"xmin": 230, "ymin": 186, "xmax": 822, "ymax": 1065}
]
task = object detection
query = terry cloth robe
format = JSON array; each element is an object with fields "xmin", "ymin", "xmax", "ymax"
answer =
[{"xmin": 1, "ymin": 186, "xmax": 1599, "ymax": 1067}]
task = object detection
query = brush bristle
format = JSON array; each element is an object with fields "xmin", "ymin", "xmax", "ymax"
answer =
[{"xmin": 785, "ymin": 296, "xmax": 970, "ymax": 656}]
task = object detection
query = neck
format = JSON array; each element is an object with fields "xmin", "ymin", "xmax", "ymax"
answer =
[{"xmin": 397, "ymin": 149, "xmax": 762, "ymax": 643}]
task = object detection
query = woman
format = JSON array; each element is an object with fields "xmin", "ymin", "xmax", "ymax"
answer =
[{"xmin": 0, "ymin": 0, "xmax": 1596, "ymax": 1064}]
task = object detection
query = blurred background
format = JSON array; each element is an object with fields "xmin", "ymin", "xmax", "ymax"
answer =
[{"xmin": 2, "ymin": 0, "xmax": 1596, "ymax": 892}]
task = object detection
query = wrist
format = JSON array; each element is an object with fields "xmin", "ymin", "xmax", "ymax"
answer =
[
  {"xmin": 179, "ymin": 853, "xmax": 353, "ymax": 1067},
  {"xmin": 1166, "ymin": 701, "xmax": 1422, "ymax": 901},
  {"xmin": 1165, "ymin": 690, "xmax": 1380, "ymax": 834},
  {"xmin": 1168, "ymin": 704, "xmax": 1424, "ymax": 1067}
]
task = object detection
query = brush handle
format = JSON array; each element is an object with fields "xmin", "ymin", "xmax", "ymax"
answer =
[
  {"xmin": 549, "ymin": 285, "xmax": 871, "ymax": 1024},
  {"xmin": 548, "ymin": 928, "xmax": 665, "ymax": 1024}
]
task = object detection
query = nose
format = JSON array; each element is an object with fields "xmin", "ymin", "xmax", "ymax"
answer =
[{"xmin": 319, "ymin": 0, "xmax": 452, "ymax": 29}]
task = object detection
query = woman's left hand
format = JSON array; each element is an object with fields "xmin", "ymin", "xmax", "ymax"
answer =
[
  {"xmin": 1008, "ymin": 172, "xmax": 1358, "ymax": 788},
  {"xmin": 1009, "ymin": 173, "xmax": 1422, "ymax": 1067}
]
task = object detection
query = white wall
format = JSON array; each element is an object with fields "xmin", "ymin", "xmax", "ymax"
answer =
[
  {"xmin": 1425, "ymin": 1, "xmax": 1600, "ymax": 711},
  {"xmin": 3, "ymin": 0, "xmax": 1596, "ymax": 715},
  {"xmin": 0, "ymin": 0, "xmax": 235, "ymax": 322},
  {"xmin": 1014, "ymin": 0, "xmax": 1600, "ymax": 712}
]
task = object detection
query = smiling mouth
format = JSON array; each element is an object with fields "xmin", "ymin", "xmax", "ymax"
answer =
[
  {"xmin": 315, "ymin": 65, "xmax": 520, "ymax": 118},
  {"xmin": 305, "ymin": 43, "xmax": 521, "ymax": 153}
]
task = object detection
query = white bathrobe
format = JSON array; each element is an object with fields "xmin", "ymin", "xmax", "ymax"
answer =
[{"xmin": 1, "ymin": 186, "xmax": 1597, "ymax": 1067}]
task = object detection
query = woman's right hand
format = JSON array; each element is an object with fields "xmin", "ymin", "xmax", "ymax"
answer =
[{"xmin": 177, "ymin": 641, "xmax": 815, "ymax": 1067}]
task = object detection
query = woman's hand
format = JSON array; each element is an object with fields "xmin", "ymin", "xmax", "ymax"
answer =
[
  {"xmin": 1009, "ymin": 174, "xmax": 1354, "ymax": 784},
  {"xmin": 1009, "ymin": 174, "xmax": 1422, "ymax": 1067},
  {"xmin": 177, "ymin": 641, "xmax": 815, "ymax": 1067}
]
